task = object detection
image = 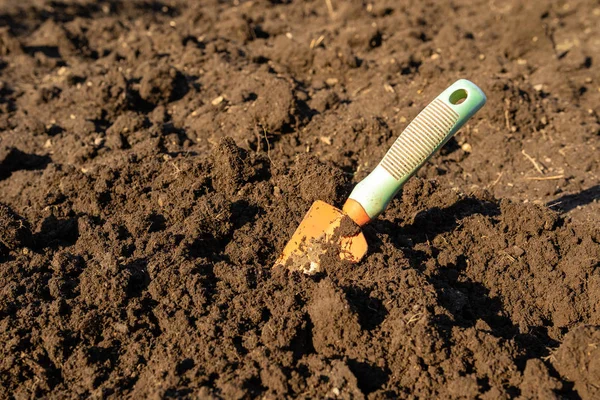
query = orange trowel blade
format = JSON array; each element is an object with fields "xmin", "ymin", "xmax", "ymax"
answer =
[{"xmin": 274, "ymin": 200, "xmax": 368, "ymax": 275}]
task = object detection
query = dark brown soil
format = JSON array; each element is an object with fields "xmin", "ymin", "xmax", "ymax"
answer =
[{"xmin": 0, "ymin": 0, "xmax": 599, "ymax": 398}]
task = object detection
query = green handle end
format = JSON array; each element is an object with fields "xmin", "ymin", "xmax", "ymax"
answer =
[{"xmin": 440, "ymin": 79, "xmax": 487, "ymax": 134}]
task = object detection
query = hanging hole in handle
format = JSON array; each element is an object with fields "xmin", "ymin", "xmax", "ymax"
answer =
[{"xmin": 449, "ymin": 89, "xmax": 468, "ymax": 105}]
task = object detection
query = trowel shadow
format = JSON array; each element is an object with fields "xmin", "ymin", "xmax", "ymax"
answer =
[
  {"xmin": 363, "ymin": 195, "xmax": 559, "ymax": 362},
  {"xmin": 364, "ymin": 195, "xmax": 500, "ymax": 262},
  {"xmin": 428, "ymin": 264, "xmax": 560, "ymax": 363}
]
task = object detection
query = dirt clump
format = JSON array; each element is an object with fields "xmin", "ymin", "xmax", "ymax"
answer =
[
  {"xmin": 0, "ymin": 202, "xmax": 31, "ymax": 254},
  {"xmin": 308, "ymin": 279, "xmax": 362, "ymax": 357},
  {"xmin": 552, "ymin": 326, "xmax": 600, "ymax": 400}
]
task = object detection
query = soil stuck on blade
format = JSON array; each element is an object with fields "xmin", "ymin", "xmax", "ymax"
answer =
[
  {"xmin": 336, "ymin": 215, "xmax": 362, "ymax": 237},
  {"xmin": 282, "ymin": 232, "xmax": 331, "ymax": 275},
  {"xmin": 281, "ymin": 214, "xmax": 365, "ymax": 275}
]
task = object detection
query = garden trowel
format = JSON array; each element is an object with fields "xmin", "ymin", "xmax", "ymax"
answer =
[{"xmin": 275, "ymin": 79, "xmax": 486, "ymax": 274}]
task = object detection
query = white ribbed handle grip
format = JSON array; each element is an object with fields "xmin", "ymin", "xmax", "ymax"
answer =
[{"xmin": 381, "ymin": 99, "xmax": 459, "ymax": 180}]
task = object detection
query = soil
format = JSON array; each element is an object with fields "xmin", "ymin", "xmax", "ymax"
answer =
[{"xmin": 0, "ymin": 0, "xmax": 599, "ymax": 398}]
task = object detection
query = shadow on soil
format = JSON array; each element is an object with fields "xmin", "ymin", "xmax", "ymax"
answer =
[
  {"xmin": 368, "ymin": 195, "xmax": 560, "ymax": 368},
  {"xmin": 365, "ymin": 195, "xmax": 500, "ymax": 261},
  {"xmin": 547, "ymin": 184, "xmax": 600, "ymax": 213},
  {"xmin": 0, "ymin": 148, "xmax": 52, "ymax": 180}
]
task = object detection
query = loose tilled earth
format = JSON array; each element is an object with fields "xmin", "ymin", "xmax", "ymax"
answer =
[{"xmin": 0, "ymin": 0, "xmax": 599, "ymax": 398}]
